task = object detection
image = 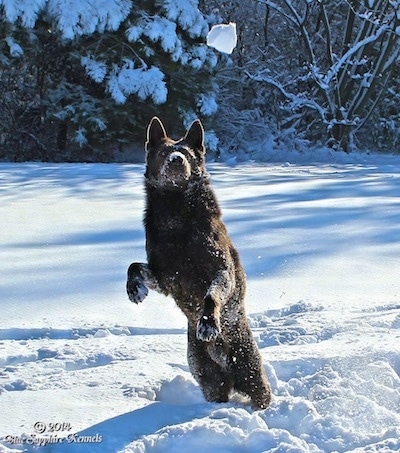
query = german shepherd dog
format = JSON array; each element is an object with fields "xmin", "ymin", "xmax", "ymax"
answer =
[{"xmin": 126, "ymin": 117, "xmax": 271, "ymax": 409}]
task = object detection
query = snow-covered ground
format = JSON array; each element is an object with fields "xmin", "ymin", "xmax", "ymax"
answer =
[{"xmin": 1, "ymin": 152, "xmax": 400, "ymax": 452}]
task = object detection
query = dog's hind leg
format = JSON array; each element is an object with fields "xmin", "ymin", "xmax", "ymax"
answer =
[
  {"xmin": 187, "ymin": 325, "xmax": 233, "ymax": 403},
  {"xmin": 230, "ymin": 325, "xmax": 272, "ymax": 410}
]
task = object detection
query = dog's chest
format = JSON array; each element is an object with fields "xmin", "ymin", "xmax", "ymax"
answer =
[
  {"xmin": 147, "ymin": 215, "xmax": 223, "ymax": 294},
  {"xmin": 147, "ymin": 217, "xmax": 212, "ymax": 269}
]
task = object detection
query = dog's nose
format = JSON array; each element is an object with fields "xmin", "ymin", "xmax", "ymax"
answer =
[
  {"xmin": 172, "ymin": 154, "xmax": 183, "ymax": 163},
  {"xmin": 169, "ymin": 152, "xmax": 185, "ymax": 164}
]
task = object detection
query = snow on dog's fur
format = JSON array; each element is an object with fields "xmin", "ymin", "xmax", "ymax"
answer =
[{"xmin": 127, "ymin": 117, "xmax": 271, "ymax": 409}]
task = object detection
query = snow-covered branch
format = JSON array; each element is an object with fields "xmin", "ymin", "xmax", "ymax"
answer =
[
  {"xmin": 324, "ymin": 24, "xmax": 391, "ymax": 87},
  {"xmin": 0, "ymin": 0, "xmax": 219, "ymax": 158},
  {"xmin": 245, "ymin": 70, "xmax": 328, "ymax": 122}
]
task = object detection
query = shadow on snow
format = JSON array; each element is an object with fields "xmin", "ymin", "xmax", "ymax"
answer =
[{"xmin": 27, "ymin": 402, "xmax": 213, "ymax": 453}]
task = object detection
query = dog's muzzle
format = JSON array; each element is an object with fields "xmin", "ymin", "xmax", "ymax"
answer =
[{"xmin": 161, "ymin": 151, "xmax": 191, "ymax": 186}]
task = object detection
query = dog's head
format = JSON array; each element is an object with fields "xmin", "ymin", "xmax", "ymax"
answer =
[{"xmin": 145, "ymin": 117, "xmax": 207, "ymax": 190}]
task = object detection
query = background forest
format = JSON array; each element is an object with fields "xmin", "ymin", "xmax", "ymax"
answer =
[{"xmin": 1, "ymin": 0, "xmax": 400, "ymax": 162}]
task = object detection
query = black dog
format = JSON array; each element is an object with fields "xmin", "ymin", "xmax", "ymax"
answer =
[{"xmin": 127, "ymin": 117, "xmax": 271, "ymax": 409}]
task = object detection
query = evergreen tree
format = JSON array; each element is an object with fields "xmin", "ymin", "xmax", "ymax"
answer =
[{"xmin": 0, "ymin": 0, "xmax": 218, "ymax": 161}]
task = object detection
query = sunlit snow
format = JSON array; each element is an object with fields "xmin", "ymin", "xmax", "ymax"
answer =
[{"xmin": 1, "ymin": 151, "xmax": 400, "ymax": 452}]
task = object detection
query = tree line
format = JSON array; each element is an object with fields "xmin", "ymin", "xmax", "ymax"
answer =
[{"xmin": 1, "ymin": 0, "xmax": 399, "ymax": 162}]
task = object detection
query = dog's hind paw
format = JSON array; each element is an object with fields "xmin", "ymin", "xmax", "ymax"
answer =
[{"xmin": 196, "ymin": 316, "xmax": 220, "ymax": 342}]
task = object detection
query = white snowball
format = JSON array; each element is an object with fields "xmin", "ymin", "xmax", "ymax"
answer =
[{"xmin": 206, "ymin": 22, "xmax": 237, "ymax": 54}]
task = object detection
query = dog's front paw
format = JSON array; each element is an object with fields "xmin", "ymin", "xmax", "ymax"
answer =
[
  {"xmin": 126, "ymin": 277, "xmax": 148, "ymax": 304},
  {"xmin": 127, "ymin": 263, "xmax": 148, "ymax": 304},
  {"xmin": 196, "ymin": 315, "xmax": 221, "ymax": 342}
]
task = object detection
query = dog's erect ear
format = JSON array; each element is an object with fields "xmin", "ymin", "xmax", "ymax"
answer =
[
  {"xmin": 146, "ymin": 117, "xmax": 167, "ymax": 152},
  {"xmin": 184, "ymin": 119, "xmax": 205, "ymax": 153}
]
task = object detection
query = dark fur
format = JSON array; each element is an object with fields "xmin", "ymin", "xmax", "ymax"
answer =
[{"xmin": 127, "ymin": 117, "xmax": 271, "ymax": 409}]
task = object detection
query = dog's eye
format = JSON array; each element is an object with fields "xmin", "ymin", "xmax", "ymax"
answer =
[{"xmin": 182, "ymin": 148, "xmax": 196, "ymax": 161}]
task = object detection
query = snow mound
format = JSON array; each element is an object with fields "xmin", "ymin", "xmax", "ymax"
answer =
[
  {"xmin": 120, "ymin": 407, "xmax": 309, "ymax": 453},
  {"xmin": 155, "ymin": 375, "xmax": 203, "ymax": 405}
]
